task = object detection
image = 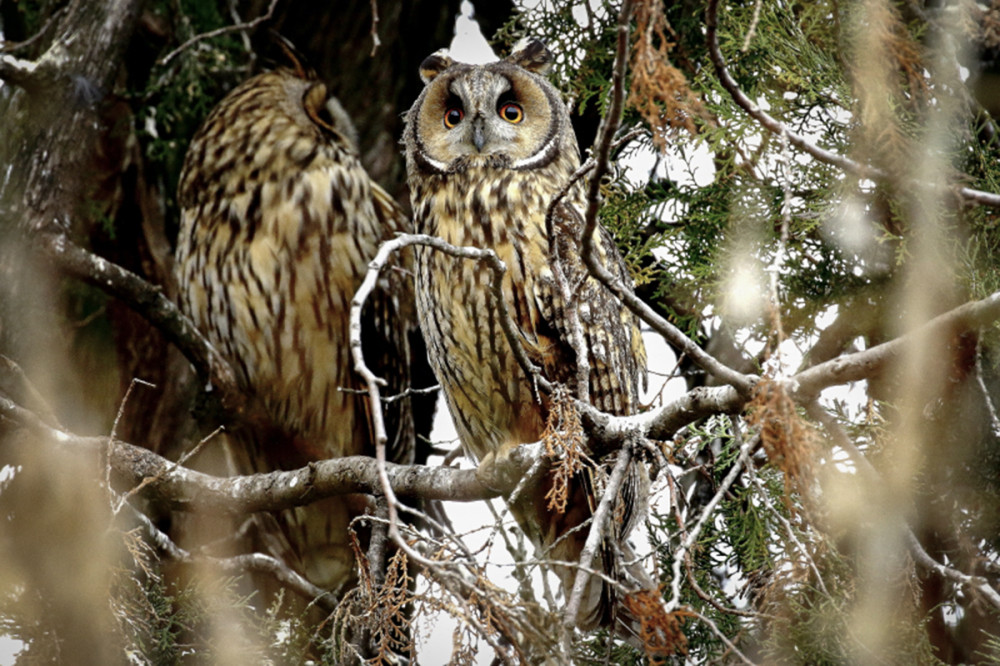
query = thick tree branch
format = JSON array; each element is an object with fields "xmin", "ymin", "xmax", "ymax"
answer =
[
  {"xmin": 0, "ymin": 392, "xmax": 513, "ymax": 512},
  {"xmin": 0, "ymin": 53, "xmax": 41, "ymax": 89},
  {"xmin": 789, "ymin": 290, "xmax": 1000, "ymax": 401},
  {"xmin": 581, "ymin": 384, "xmax": 745, "ymax": 448},
  {"xmin": 36, "ymin": 232, "xmax": 245, "ymax": 413},
  {"xmin": 704, "ymin": 0, "xmax": 1000, "ymax": 208}
]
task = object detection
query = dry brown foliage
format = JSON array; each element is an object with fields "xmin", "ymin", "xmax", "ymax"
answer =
[
  {"xmin": 542, "ymin": 386, "xmax": 587, "ymax": 514},
  {"xmin": 745, "ymin": 378, "xmax": 819, "ymax": 496},
  {"xmin": 982, "ymin": 0, "xmax": 1000, "ymax": 50},
  {"xmin": 628, "ymin": 0, "xmax": 705, "ymax": 150},
  {"xmin": 623, "ymin": 589, "xmax": 692, "ymax": 659},
  {"xmin": 849, "ymin": 0, "xmax": 930, "ymax": 164},
  {"xmin": 336, "ymin": 531, "xmax": 415, "ymax": 664}
]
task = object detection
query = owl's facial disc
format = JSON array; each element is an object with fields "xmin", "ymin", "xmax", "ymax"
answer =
[{"xmin": 409, "ymin": 60, "xmax": 566, "ymax": 173}]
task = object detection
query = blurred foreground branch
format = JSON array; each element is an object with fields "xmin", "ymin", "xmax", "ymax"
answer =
[{"xmin": 36, "ymin": 232, "xmax": 245, "ymax": 413}]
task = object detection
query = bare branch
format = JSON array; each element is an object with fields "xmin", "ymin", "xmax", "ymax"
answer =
[
  {"xmin": 0, "ymin": 393, "xmax": 517, "ymax": 513},
  {"xmin": 664, "ymin": 432, "xmax": 752, "ymax": 613},
  {"xmin": 580, "ymin": 0, "xmax": 634, "ymax": 245},
  {"xmin": 36, "ymin": 232, "xmax": 245, "ymax": 414},
  {"xmin": 0, "ymin": 6, "xmax": 67, "ymax": 55},
  {"xmin": 368, "ymin": 0, "xmax": 382, "ymax": 56},
  {"xmin": 350, "ymin": 232, "xmax": 548, "ymax": 569},
  {"xmin": 704, "ymin": 0, "xmax": 1000, "ymax": 208},
  {"xmin": 128, "ymin": 503, "xmax": 338, "ymax": 611},
  {"xmin": 157, "ymin": 0, "xmax": 279, "ymax": 67},
  {"xmin": 572, "ymin": 0, "xmax": 757, "ymax": 397},
  {"xmin": 562, "ymin": 441, "xmax": 634, "ymax": 631},
  {"xmin": 581, "ymin": 384, "xmax": 746, "ymax": 449},
  {"xmin": 790, "ymin": 290, "xmax": 1000, "ymax": 401},
  {"xmin": 688, "ymin": 608, "xmax": 758, "ymax": 665}
]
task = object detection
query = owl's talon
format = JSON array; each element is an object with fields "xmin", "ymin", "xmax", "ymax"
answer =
[{"xmin": 475, "ymin": 445, "xmax": 520, "ymax": 494}]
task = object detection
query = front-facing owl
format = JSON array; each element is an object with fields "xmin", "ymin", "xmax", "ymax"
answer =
[{"xmin": 403, "ymin": 39, "xmax": 648, "ymax": 633}]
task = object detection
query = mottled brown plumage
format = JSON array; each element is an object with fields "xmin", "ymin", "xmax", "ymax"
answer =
[
  {"xmin": 175, "ymin": 58, "xmax": 420, "ymax": 595},
  {"xmin": 403, "ymin": 39, "xmax": 648, "ymax": 631}
]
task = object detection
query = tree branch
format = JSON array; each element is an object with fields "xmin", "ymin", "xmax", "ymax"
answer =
[
  {"xmin": 0, "ymin": 392, "xmax": 515, "ymax": 513},
  {"xmin": 36, "ymin": 231, "xmax": 245, "ymax": 414},
  {"xmin": 349, "ymin": 232, "xmax": 550, "ymax": 569},
  {"xmin": 128, "ymin": 501, "xmax": 338, "ymax": 611},
  {"xmin": 562, "ymin": 441, "xmax": 634, "ymax": 631},
  {"xmin": 0, "ymin": 53, "xmax": 41, "ymax": 89},
  {"xmin": 157, "ymin": 0, "xmax": 279, "ymax": 67},
  {"xmin": 704, "ymin": 0, "xmax": 1000, "ymax": 208},
  {"xmin": 789, "ymin": 290, "xmax": 1000, "ymax": 401},
  {"xmin": 806, "ymin": 402, "xmax": 1000, "ymax": 611},
  {"xmin": 573, "ymin": 0, "xmax": 757, "ymax": 397}
]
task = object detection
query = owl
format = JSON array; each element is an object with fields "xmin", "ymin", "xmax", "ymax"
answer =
[
  {"xmin": 403, "ymin": 39, "xmax": 648, "ymax": 632},
  {"xmin": 175, "ymin": 48, "xmax": 425, "ymax": 598}
]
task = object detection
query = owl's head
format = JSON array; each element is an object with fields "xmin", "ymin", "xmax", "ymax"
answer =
[{"xmin": 403, "ymin": 39, "xmax": 576, "ymax": 174}]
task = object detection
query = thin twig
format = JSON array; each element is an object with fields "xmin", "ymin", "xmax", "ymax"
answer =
[
  {"xmin": 349, "ymin": 233, "xmax": 550, "ymax": 569},
  {"xmin": 689, "ymin": 608, "xmax": 758, "ymax": 665},
  {"xmin": 127, "ymin": 502, "xmax": 338, "ymax": 611},
  {"xmin": 571, "ymin": 0, "xmax": 756, "ymax": 397},
  {"xmin": 0, "ymin": 6, "xmax": 67, "ymax": 55},
  {"xmin": 107, "ymin": 377, "xmax": 156, "ymax": 510},
  {"xmin": 975, "ymin": 333, "xmax": 1000, "ymax": 438},
  {"xmin": 368, "ymin": 0, "xmax": 382, "ymax": 56},
  {"xmin": 112, "ymin": 425, "xmax": 224, "ymax": 516},
  {"xmin": 157, "ymin": 0, "xmax": 279, "ymax": 67},
  {"xmin": 664, "ymin": 434, "xmax": 752, "ymax": 612},
  {"xmin": 806, "ymin": 402, "xmax": 1000, "ymax": 611},
  {"xmin": 0, "ymin": 354, "xmax": 61, "ymax": 429}
]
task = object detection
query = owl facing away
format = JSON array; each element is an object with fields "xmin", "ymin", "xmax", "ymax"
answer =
[
  {"xmin": 175, "ymin": 49, "xmax": 427, "ymax": 598},
  {"xmin": 403, "ymin": 40, "xmax": 649, "ymax": 632}
]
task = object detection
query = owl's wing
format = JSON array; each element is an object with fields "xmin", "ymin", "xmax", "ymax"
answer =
[
  {"xmin": 527, "ymin": 198, "xmax": 651, "ymax": 630},
  {"xmin": 536, "ymin": 198, "xmax": 647, "ymax": 417}
]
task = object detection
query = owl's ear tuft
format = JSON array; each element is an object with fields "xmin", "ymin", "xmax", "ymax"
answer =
[
  {"xmin": 419, "ymin": 50, "xmax": 454, "ymax": 83},
  {"xmin": 506, "ymin": 38, "xmax": 552, "ymax": 74}
]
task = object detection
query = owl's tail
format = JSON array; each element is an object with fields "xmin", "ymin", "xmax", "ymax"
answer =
[
  {"xmin": 223, "ymin": 429, "xmax": 370, "ymax": 601},
  {"xmin": 513, "ymin": 452, "xmax": 653, "ymax": 639}
]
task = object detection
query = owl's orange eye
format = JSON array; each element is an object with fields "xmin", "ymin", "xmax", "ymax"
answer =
[
  {"xmin": 499, "ymin": 102, "xmax": 523, "ymax": 124},
  {"xmin": 444, "ymin": 107, "xmax": 464, "ymax": 128}
]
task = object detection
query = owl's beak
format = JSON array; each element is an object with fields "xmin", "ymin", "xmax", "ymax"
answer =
[{"xmin": 471, "ymin": 117, "xmax": 487, "ymax": 152}]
